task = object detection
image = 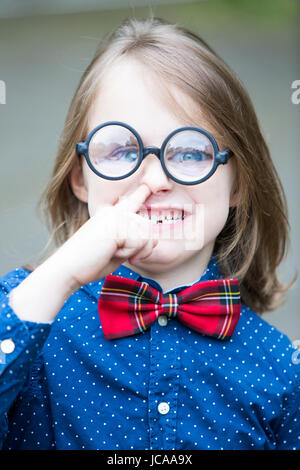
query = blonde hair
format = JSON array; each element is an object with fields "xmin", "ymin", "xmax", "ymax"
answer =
[{"xmin": 23, "ymin": 16, "xmax": 297, "ymax": 314}]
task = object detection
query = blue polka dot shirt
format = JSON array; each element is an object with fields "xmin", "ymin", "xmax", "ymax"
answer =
[{"xmin": 0, "ymin": 253, "xmax": 299, "ymax": 450}]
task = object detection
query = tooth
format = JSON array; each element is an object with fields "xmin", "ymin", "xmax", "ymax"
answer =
[{"xmin": 138, "ymin": 208, "xmax": 186, "ymax": 223}]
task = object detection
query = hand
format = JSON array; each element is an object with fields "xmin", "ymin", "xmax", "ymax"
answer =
[{"xmin": 53, "ymin": 184, "xmax": 158, "ymax": 289}]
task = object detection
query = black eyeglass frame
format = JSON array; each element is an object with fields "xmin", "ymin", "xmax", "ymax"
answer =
[{"xmin": 76, "ymin": 121, "xmax": 233, "ymax": 186}]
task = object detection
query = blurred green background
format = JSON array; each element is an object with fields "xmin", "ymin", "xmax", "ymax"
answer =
[{"xmin": 0, "ymin": 0, "xmax": 299, "ymax": 340}]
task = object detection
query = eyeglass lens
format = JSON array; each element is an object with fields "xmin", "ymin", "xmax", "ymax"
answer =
[{"xmin": 88, "ymin": 124, "xmax": 214, "ymax": 182}]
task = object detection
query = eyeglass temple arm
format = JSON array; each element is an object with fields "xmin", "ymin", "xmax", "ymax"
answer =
[
  {"xmin": 76, "ymin": 142, "xmax": 88, "ymax": 155},
  {"xmin": 216, "ymin": 149, "xmax": 234, "ymax": 164}
]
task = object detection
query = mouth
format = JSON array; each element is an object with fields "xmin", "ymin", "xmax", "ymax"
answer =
[{"xmin": 136, "ymin": 205, "xmax": 191, "ymax": 225}]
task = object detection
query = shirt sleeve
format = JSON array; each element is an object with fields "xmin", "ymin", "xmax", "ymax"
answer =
[
  {"xmin": 274, "ymin": 358, "xmax": 300, "ymax": 450},
  {"xmin": 0, "ymin": 269, "xmax": 52, "ymax": 448}
]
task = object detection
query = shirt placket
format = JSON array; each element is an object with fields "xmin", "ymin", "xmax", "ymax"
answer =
[{"xmin": 147, "ymin": 315, "xmax": 181, "ymax": 450}]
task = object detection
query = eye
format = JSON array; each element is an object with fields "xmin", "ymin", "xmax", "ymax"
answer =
[
  {"xmin": 170, "ymin": 150, "xmax": 212, "ymax": 162},
  {"xmin": 107, "ymin": 146, "xmax": 139, "ymax": 162}
]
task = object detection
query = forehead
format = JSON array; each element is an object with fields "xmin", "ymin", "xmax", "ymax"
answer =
[{"xmin": 87, "ymin": 57, "xmax": 213, "ymax": 140}]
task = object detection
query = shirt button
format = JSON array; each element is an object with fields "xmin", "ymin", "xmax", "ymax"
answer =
[
  {"xmin": 0, "ymin": 339, "xmax": 15, "ymax": 354},
  {"xmin": 158, "ymin": 315, "xmax": 168, "ymax": 327},
  {"xmin": 158, "ymin": 402, "xmax": 170, "ymax": 415}
]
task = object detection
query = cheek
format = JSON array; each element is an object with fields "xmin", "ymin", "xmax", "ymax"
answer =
[
  {"xmin": 190, "ymin": 170, "xmax": 231, "ymax": 238},
  {"xmin": 191, "ymin": 170, "xmax": 231, "ymax": 207},
  {"xmin": 81, "ymin": 160, "xmax": 123, "ymax": 216},
  {"xmin": 86, "ymin": 178, "xmax": 131, "ymax": 217}
]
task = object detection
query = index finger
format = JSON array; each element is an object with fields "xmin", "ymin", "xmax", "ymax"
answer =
[{"xmin": 116, "ymin": 184, "xmax": 151, "ymax": 213}]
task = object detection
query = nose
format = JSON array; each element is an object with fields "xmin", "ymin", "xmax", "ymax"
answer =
[{"xmin": 138, "ymin": 147, "xmax": 173, "ymax": 192}]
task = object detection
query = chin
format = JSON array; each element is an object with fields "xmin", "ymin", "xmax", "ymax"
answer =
[
  {"xmin": 155, "ymin": 237, "xmax": 204, "ymax": 254},
  {"xmin": 134, "ymin": 242, "xmax": 187, "ymax": 269}
]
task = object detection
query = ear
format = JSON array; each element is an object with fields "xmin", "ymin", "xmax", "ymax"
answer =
[{"xmin": 69, "ymin": 158, "xmax": 88, "ymax": 203}]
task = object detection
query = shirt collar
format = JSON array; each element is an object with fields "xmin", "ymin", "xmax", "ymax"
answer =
[{"xmin": 82, "ymin": 251, "xmax": 223, "ymax": 301}]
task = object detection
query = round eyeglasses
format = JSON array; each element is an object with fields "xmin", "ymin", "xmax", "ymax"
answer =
[{"xmin": 76, "ymin": 121, "xmax": 233, "ymax": 186}]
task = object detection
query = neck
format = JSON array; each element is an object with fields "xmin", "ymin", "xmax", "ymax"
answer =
[{"xmin": 122, "ymin": 241, "xmax": 215, "ymax": 292}]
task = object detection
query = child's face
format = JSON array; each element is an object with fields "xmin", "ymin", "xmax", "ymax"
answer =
[{"xmin": 70, "ymin": 58, "xmax": 237, "ymax": 273}]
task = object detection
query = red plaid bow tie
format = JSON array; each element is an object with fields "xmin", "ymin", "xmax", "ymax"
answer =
[{"xmin": 98, "ymin": 274, "xmax": 241, "ymax": 340}]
